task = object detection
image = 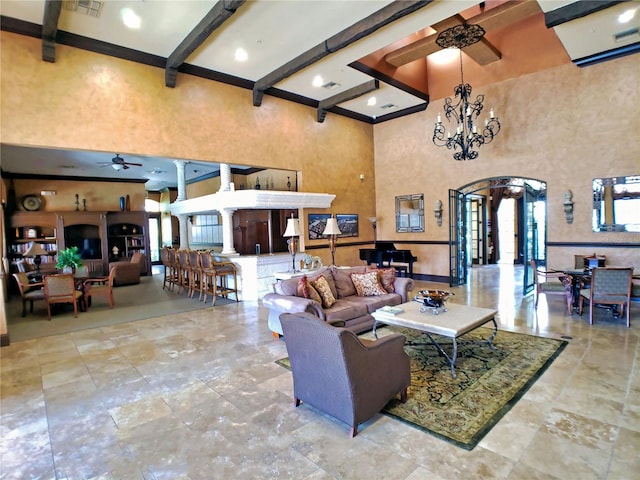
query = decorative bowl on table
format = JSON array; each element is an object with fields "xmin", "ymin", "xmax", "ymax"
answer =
[{"xmin": 414, "ymin": 290, "xmax": 454, "ymax": 314}]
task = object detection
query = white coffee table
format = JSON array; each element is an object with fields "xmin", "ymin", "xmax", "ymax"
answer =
[{"xmin": 372, "ymin": 301, "xmax": 498, "ymax": 378}]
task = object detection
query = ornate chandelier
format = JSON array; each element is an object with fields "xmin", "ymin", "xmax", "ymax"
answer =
[{"xmin": 432, "ymin": 24, "xmax": 502, "ymax": 161}]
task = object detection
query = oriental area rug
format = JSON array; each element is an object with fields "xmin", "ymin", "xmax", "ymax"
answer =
[{"xmin": 276, "ymin": 326, "xmax": 567, "ymax": 450}]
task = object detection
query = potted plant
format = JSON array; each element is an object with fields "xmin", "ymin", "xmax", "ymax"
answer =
[{"xmin": 56, "ymin": 246, "xmax": 83, "ymax": 273}]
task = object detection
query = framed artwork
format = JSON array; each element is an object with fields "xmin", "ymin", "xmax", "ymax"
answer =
[
  {"xmin": 308, "ymin": 214, "xmax": 331, "ymax": 240},
  {"xmin": 336, "ymin": 214, "xmax": 358, "ymax": 237}
]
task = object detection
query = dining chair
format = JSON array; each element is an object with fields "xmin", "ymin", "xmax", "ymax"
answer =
[
  {"xmin": 83, "ymin": 267, "xmax": 116, "ymax": 308},
  {"xmin": 579, "ymin": 267, "xmax": 633, "ymax": 327},
  {"xmin": 530, "ymin": 260, "xmax": 572, "ymax": 315},
  {"xmin": 12, "ymin": 272, "xmax": 45, "ymax": 317},
  {"xmin": 43, "ymin": 273, "xmax": 85, "ymax": 320}
]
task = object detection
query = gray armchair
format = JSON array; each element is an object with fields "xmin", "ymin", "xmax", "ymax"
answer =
[{"xmin": 280, "ymin": 312, "xmax": 410, "ymax": 437}]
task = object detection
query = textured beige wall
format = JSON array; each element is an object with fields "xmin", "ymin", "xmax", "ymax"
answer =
[
  {"xmin": 1, "ymin": 32, "xmax": 375, "ymax": 266},
  {"xmin": 375, "ymin": 54, "xmax": 640, "ymax": 276}
]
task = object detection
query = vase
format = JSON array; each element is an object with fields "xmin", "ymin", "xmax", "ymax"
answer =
[
  {"xmin": 119, "ymin": 196, "xmax": 125, "ymax": 211},
  {"xmin": 125, "ymin": 194, "xmax": 131, "ymax": 211}
]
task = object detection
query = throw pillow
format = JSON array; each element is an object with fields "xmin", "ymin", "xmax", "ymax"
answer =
[
  {"xmin": 296, "ymin": 275, "xmax": 322, "ymax": 304},
  {"xmin": 308, "ymin": 271, "xmax": 338, "ymax": 298},
  {"xmin": 377, "ymin": 268, "xmax": 396, "ymax": 293},
  {"xmin": 351, "ymin": 271, "xmax": 388, "ymax": 297},
  {"xmin": 311, "ymin": 276, "xmax": 336, "ymax": 308}
]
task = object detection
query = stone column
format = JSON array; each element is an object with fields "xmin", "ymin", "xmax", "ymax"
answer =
[
  {"xmin": 173, "ymin": 160, "xmax": 188, "ymax": 201},
  {"xmin": 219, "ymin": 163, "xmax": 231, "ymax": 192},
  {"xmin": 220, "ymin": 208, "xmax": 237, "ymax": 255},
  {"xmin": 173, "ymin": 160, "xmax": 189, "ymax": 248}
]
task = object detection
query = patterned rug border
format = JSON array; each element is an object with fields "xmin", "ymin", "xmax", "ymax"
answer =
[{"xmin": 275, "ymin": 328, "xmax": 568, "ymax": 450}]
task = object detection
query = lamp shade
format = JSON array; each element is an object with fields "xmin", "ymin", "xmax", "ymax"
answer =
[
  {"xmin": 24, "ymin": 242, "xmax": 48, "ymax": 257},
  {"xmin": 283, "ymin": 217, "xmax": 301, "ymax": 237},
  {"xmin": 322, "ymin": 217, "xmax": 341, "ymax": 236}
]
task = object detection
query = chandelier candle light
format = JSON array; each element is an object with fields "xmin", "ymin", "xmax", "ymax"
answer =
[
  {"xmin": 283, "ymin": 214, "xmax": 301, "ymax": 272},
  {"xmin": 322, "ymin": 215, "xmax": 342, "ymax": 266},
  {"xmin": 432, "ymin": 24, "xmax": 501, "ymax": 161}
]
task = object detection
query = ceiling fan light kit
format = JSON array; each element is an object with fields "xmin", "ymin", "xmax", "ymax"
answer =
[{"xmin": 432, "ymin": 24, "xmax": 502, "ymax": 161}]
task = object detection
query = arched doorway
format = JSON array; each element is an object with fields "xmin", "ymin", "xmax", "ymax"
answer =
[{"xmin": 449, "ymin": 176, "xmax": 547, "ymax": 296}]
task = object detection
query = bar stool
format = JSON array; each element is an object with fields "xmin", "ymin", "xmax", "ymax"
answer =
[
  {"xmin": 176, "ymin": 249, "xmax": 191, "ymax": 295},
  {"xmin": 211, "ymin": 256, "xmax": 239, "ymax": 305}
]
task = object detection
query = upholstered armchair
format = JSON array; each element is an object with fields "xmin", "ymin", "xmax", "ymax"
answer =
[
  {"xmin": 579, "ymin": 267, "xmax": 633, "ymax": 327},
  {"xmin": 279, "ymin": 311, "xmax": 410, "ymax": 437},
  {"xmin": 109, "ymin": 252, "xmax": 144, "ymax": 286}
]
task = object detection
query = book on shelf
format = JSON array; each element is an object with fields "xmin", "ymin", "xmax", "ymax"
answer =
[{"xmin": 379, "ymin": 306, "xmax": 404, "ymax": 314}]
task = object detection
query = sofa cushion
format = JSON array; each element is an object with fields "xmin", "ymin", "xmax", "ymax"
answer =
[
  {"xmin": 322, "ymin": 299, "xmax": 369, "ymax": 323},
  {"xmin": 332, "ymin": 267, "xmax": 357, "ymax": 298},
  {"xmin": 351, "ymin": 271, "xmax": 387, "ymax": 296},
  {"xmin": 274, "ymin": 277, "xmax": 299, "ymax": 297},
  {"xmin": 346, "ymin": 293, "xmax": 402, "ymax": 313},
  {"xmin": 311, "ymin": 276, "xmax": 337, "ymax": 308}
]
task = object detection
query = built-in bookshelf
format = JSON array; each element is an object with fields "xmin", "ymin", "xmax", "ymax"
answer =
[{"xmin": 8, "ymin": 212, "xmax": 59, "ymax": 273}]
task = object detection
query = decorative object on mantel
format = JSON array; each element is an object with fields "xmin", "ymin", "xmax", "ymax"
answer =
[
  {"xmin": 21, "ymin": 194, "xmax": 42, "ymax": 211},
  {"xmin": 287, "ymin": 176, "xmax": 291, "ymax": 191},
  {"xmin": 564, "ymin": 190, "xmax": 574, "ymax": 224},
  {"xmin": 119, "ymin": 196, "xmax": 125, "ymax": 211},
  {"xmin": 432, "ymin": 24, "xmax": 502, "ymax": 161},
  {"xmin": 75, "ymin": 193, "xmax": 80, "ymax": 211},
  {"xmin": 434, "ymin": 199, "xmax": 443, "ymax": 227},
  {"xmin": 56, "ymin": 246, "xmax": 83, "ymax": 274},
  {"xmin": 83, "ymin": 198, "xmax": 87, "ymax": 211},
  {"xmin": 322, "ymin": 215, "xmax": 342, "ymax": 265},
  {"xmin": 283, "ymin": 214, "xmax": 301, "ymax": 272},
  {"xmin": 255, "ymin": 177, "xmax": 261, "ymax": 190},
  {"xmin": 125, "ymin": 194, "xmax": 131, "ymax": 211},
  {"xmin": 368, "ymin": 216, "xmax": 377, "ymax": 241}
]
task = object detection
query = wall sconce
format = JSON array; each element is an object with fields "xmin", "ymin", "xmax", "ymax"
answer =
[
  {"xmin": 367, "ymin": 216, "xmax": 377, "ymax": 241},
  {"xmin": 564, "ymin": 190, "xmax": 574, "ymax": 224},
  {"xmin": 434, "ymin": 200, "xmax": 443, "ymax": 227},
  {"xmin": 359, "ymin": 173, "xmax": 365, "ymax": 181}
]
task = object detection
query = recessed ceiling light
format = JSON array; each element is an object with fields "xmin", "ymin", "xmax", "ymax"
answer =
[
  {"xmin": 312, "ymin": 75, "xmax": 323, "ymax": 87},
  {"xmin": 618, "ymin": 8, "xmax": 636, "ymax": 24},
  {"xmin": 235, "ymin": 47, "xmax": 248, "ymax": 62},
  {"xmin": 121, "ymin": 8, "xmax": 141, "ymax": 29},
  {"xmin": 367, "ymin": 96, "xmax": 377, "ymax": 106}
]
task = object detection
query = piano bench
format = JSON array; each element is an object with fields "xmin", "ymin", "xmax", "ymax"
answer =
[{"xmin": 389, "ymin": 264, "xmax": 409, "ymax": 277}]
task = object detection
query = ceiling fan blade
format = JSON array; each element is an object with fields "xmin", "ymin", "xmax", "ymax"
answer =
[{"xmin": 124, "ymin": 162, "xmax": 143, "ymax": 167}]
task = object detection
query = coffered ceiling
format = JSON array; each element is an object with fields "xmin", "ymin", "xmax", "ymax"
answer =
[{"xmin": 1, "ymin": 0, "xmax": 638, "ymax": 189}]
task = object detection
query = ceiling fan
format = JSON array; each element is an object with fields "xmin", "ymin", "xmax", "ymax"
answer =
[{"xmin": 98, "ymin": 154, "xmax": 143, "ymax": 171}]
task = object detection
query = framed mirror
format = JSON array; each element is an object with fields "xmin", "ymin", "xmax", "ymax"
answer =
[
  {"xmin": 396, "ymin": 194, "xmax": 424, "ymax": 232},
  {"xmin": 592, "ymin": 175, "xmax": 640, "ymax": 232}
]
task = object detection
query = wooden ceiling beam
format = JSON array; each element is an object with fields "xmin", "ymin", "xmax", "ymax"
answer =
[
  {"xmin": 317, "ymin": 79, "xmax": 379, "ymax": 123},
  {"xmin": 253, "ymin": 0, "xmax": 434, "ymax": 107},
  {"xmin": 42, "ymin": 0, "xmax": 62, "ymax": 62},
  {"xmin": 166, "ymin": 0, "xmax": 246, "ymax": 88},
  {"xmin": 385, "ymin": 1, "xmax": 541, "ymax": 68}
]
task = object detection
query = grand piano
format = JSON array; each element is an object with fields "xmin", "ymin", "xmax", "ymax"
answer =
[{"xmin": 359, "ymin": 242, "xmax": 417, "ymax": 278}]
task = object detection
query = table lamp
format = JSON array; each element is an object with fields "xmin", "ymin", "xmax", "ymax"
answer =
[
  {"xmin": 322, "ymin": 215, "xmax": 342, "ymax": 266},
  {"xmin": 24, "ymin": 242, "xmax": 48, "ymax": 273},
  {"xmin": 283, "ymin": 214, "xmax": 301, "ymax": 272}
]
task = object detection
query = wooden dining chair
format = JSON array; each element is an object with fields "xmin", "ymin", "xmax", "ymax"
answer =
[
  {"xmin": 579, "ymin": 267, "xmax": 633, "ymax": 327},
  {"xmin": 530, "ymin": 260, "xmax": 572, "ymax": 315},
  {"xmin": 43, "ymin": 274, "xmax": 84, "ymax": 320},
  {"xmin": 12, "ymin": 272, "xmax": 45, "ymax": 317},
  {"xmin": 83, "ymin": 267, "xmax": 116, "ymax": 308}
]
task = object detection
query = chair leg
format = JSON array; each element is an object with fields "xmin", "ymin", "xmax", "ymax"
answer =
[
  {"xmin": 22, "ymin": 299, "xmax": 27, "ymax": 317},
  {"xmin": 350, "ymin": 425, "xmax": 358, "ymax": 437},
  {"xmin": 294, "ymin": 398, "xmax": 301, "ymax": 407},
  {"xmin": 47, "ymin": 303, "xmax": 52, "ymax": 321},
  {"xmin": 400, "ymin": 388, "xmax": 408, "ymax": 403}
]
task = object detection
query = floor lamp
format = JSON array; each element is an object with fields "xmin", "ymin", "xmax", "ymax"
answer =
[
  {"xmin": 322, "ymin": 215, "xmax": 342, "ymax": 266},
  {"xmin": 283, "ymin": 215, "xmax": 301, "ymax": 272}
]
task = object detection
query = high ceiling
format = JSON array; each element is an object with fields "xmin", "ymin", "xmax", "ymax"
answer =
[{"xmin": 1, "ymin": 0, "xmax": 638, "ymax": 190}]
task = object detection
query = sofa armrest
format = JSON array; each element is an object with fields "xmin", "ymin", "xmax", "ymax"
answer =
[
  {"xmin": 392, "ymin": 277, "xmax": 415, "ymax": 302},
  {"xmin": 262, "ymin": 293, "xmax": 325, "ymax": 319}
]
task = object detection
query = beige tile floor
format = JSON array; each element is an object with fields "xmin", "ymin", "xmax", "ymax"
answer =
[{"xmin": 1, "ymin": 264, "xmax": 639, "ymax": 479}]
